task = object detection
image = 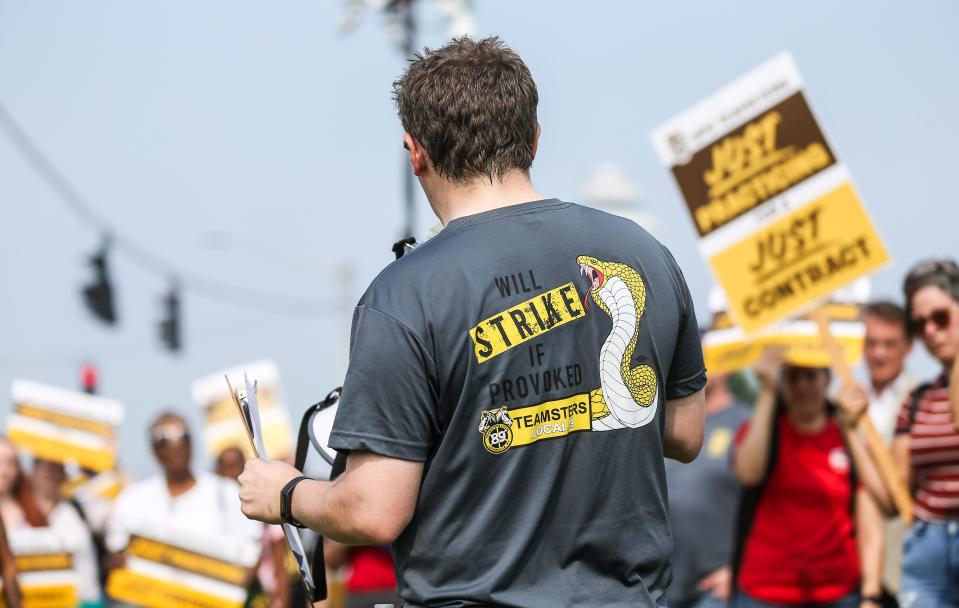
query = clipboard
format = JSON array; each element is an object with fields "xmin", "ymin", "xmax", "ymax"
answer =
[{"xmin": 226, "ymin": 374, "xmax": 326, "ymax": 603}]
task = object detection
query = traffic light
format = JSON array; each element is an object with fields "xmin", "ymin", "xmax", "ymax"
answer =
[
  {"xmin": 80, "ymin": 362, "xmax": 99, "ymax": 394},
  {"xmin": 82, "ymin": 245, "xmax": 116, "ymax": 325},
  {"xmin": 159, "ymin": 286, "xmax": 181, "ymax": 352}
]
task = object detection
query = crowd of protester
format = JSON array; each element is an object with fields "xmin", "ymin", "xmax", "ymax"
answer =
[
  {"xmin": 0, "ymin": 258, "xmax": 956, "ymax": 608},
  {"xmin": 668, "ymin": 258, "xmax": 959, "ymax": 608},
  {"xmin": 0, "ymin": 412, "xmax": 397, "ymax": 608}
]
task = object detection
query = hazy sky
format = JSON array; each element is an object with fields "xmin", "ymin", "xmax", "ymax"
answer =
[{"xmin": 2, "ymin": 1, "xmax": 957, "ymax": 476}]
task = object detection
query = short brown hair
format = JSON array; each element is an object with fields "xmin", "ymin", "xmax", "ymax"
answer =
[
  {"xmin": 393, "ymin": 36, "xmax": 539, "ymax": 183},
  {"xmin": 863, "ymin": 300, "xmax": 908, "ymax": 334}
]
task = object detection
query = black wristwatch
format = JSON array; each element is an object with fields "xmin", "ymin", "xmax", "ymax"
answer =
[
  {"xmin": 861, "ymin": 594, "xmax": 882, "ymax": 606},
  {"xmin": 280, "ymin": 475, "xmax": 310, "ymax": 528}
]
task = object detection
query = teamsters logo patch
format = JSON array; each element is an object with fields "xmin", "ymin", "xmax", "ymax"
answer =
[
  {"xmin": 474, "ymin": 256, "xmax": 661, "ymax": 454},
  {"xmin": 478, "ymin": 406, "xmax": 514, "ymax": 454}
]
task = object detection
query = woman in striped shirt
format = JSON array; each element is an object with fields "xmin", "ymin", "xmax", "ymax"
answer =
[{"xmin": 893, "ymin": 259, "xmax": 959, "ymax": 607}]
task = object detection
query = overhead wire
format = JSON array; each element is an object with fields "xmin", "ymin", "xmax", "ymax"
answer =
[{"xmin": 0, "ymin": 99, "xmax": 335, "ymax": 317}]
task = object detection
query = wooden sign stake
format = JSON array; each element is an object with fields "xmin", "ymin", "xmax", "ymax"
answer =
[{"xmin": 811, "ymin": 308, "xmax": 913, "ymax": 523}]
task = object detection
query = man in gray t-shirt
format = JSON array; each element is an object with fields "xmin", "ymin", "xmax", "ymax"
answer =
[{"xmin": 236, "ymin": 37, "xmax": 706, "ymax": 608}]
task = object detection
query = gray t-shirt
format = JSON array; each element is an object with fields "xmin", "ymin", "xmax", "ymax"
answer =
[
  {"xmin": 329, "ymin": 199, "xmax": 706, "ymax": 608},
  {"xmin": 664, "ymin": 401, "xmax": 751, "ymax": 608}
]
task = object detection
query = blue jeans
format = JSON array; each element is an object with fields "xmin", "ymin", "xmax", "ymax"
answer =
[
  {"xmin": 734, "ymin": 591, "xmax": 859, "ymax": 607},
  {"xmin": 691, "ymin": 593, "xmax": 730, "ymax": 608},
  {"xmin": 898, "ymin": 520, "xmax": 959, "ymax": 608}
]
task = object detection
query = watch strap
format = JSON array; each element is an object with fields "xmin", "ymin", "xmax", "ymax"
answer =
[{"xmin": 280, "ymin": 475, "xmax": 310, "ymax": 528}]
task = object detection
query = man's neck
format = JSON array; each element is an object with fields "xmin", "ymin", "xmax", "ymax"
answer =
[
  {"xmin": 870, "ymin": 370, "xmax": 903, "ymax": 396},
  {"xmin": 429, "ymin": 170, "xmax": 546, "ymax": 225},
  {"xmin": 165, "ymin": 470, "xmax": 197, "ymax": 498}
]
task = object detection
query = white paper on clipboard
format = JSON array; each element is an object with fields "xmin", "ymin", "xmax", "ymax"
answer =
[
  {"xmin": 242, "ymin": 375, "xmax": 268, "ymax": 457},
  {"xmin": 230, "ymin": 374, "xmax": 319, "ymax": 601}
]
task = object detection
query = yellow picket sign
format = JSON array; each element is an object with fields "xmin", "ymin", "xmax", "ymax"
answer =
[
  {"xmin": 651, "ymin": 52, "xmax": 890, "ymax": 333},
  {"xmin": 709, "ymin": 182, "xmax": 888, "ymax": 333},
  {"xmin": 107, "ymin": 569, "xmax": 242, "ymax": 608}
]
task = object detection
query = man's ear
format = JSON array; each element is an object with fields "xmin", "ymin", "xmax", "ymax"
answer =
[
  {"xmin": 403, "ymin": 133, "xmax": 430, "ymax": 177},
  {"xmin": 531, "ymin": 122, "xmax": 542, "ymax": 159}
]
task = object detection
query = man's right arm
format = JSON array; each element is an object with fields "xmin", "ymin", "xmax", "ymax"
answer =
[{"xmin": 664, "ymin": 388, "xmax": 705, "ymax": 463}]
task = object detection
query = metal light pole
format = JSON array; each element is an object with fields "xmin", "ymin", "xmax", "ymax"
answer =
[
  {"xmin": 401, "ymin": 1, "xmax": 417, "ymax": 239},
  {"xmin": 343, "ymin": 0, "xmax": 473, "ymax": 239}
]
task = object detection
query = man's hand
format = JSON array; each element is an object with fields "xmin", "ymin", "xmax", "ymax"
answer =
[
  {"xmin": 695, "ymin": 566, "xmax": 731, "ymax": 600},
  {"xmin": 836, "ymin": 383, "xmax": 869, "ymax": 428},
  {"xmin": 238, "ymin": 459, "xmax": 301, "ymax": 524}
]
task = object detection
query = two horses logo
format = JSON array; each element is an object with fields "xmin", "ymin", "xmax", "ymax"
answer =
[{"xmin": 478, "ymin": 406, "xmax": 513, "ymax": 454}]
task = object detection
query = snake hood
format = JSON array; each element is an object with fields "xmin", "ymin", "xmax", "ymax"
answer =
[
  {"xmin": 577, "ymin": 256, "xmax": 647, "ymax": 313},
  {"xmin": 576, "ymin": 254, "xmax": 659, "ymax": 429}
]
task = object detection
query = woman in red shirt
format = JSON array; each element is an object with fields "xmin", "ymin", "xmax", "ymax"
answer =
[{"xmin": 732, "ymin": 351, "xmax": 880, "ymax": 608}]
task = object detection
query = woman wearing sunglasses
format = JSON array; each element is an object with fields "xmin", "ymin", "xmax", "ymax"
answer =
[
  {"xmin": 731, "ymin": 351, "xmax": 882, "ymax": 608},
  {"xmin": 889, "ymin": 259, "xmax": 959, "ymax": 606}
]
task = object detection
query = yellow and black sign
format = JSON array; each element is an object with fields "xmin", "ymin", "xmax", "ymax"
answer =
[
  {"xmin": 469, "ymin": 282, "xmax": 585, "ymax": 364},
  {"xmin": 7, "ymin": 427, "xmax": 115, "ymax": 472},
  {"xmin": 710, "ymin": 182, "xmax": 888, "ymax": 332},
  {"xmin": 14, "ymin": 553, "xmax": 72, "ymax": 574},
  {"xmin": 480, "ymin": 392, "xmax": 593, "ymax": 454},
  {"xmin": 127, "ymin": 536, "xmax": 248, "ymax": 586},
  {"xmin": 107, "ymin": 569, "xmax": 242, "ymax": 608},
  {"xmin": 0, "ymin": 584, "xmax": 77, "ymax": 608},
  {"xmin": 672, "ymin": 92, "xmax": 836, "ymax": 237},
  {"xmin": 652, "ymin": 53, "xmax": 889, "ymax": 333},
  {"xmin": 191, "ymin": 361, "xmax": 294, "ymax": 459},
  {"xmin": 703, "ymin": 294, "xmax": 867, "ymax": 375},
  {"xmin": 704, "ymin": 325, "xmax": 864, "ymax": 375},
  {"xmin": 8, "ymin": 379, "xmax": 123, "ymax": 474},
  {"xmin": 15, "ymin": 404, "xmax": 114, "ymax": 437}
]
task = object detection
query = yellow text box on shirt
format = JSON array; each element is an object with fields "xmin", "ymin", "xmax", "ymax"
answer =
[
  {"xmin": 709, "ymin": 182, "xmax": 889, "ymax": 333},
  {"xmin": 508, "ymin": 392, "xmax": 592, "ymax": 448},
  {"xmin": 469, "ymin": 283, "xmax": 585, "ymax": 364}
]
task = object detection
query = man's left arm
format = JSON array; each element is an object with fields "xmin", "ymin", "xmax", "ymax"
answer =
[
  {"xmin": 664, "ymin": 388, "xmax": 705, "ymax": 463},
  {"xmin": 662, "ymin": 251, "xmax": 707, "ymax": 463},
  {"xmin": 238, "ymin": 451, "xmax": 423, "ymax": 545}
]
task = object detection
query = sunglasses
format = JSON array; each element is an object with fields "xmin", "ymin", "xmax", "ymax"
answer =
[
  {"xmin": 151, "ymin": 426, "xmax": 191, "ymax": 448},
  {"xmin": 909, "ymin": 308, "xmax": 951, "ymax": 336}
]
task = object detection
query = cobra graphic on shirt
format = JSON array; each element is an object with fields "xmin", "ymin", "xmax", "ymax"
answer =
[{"xmin": 469, "ymin": 257, "xmax": 661, "ymax": 454}]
